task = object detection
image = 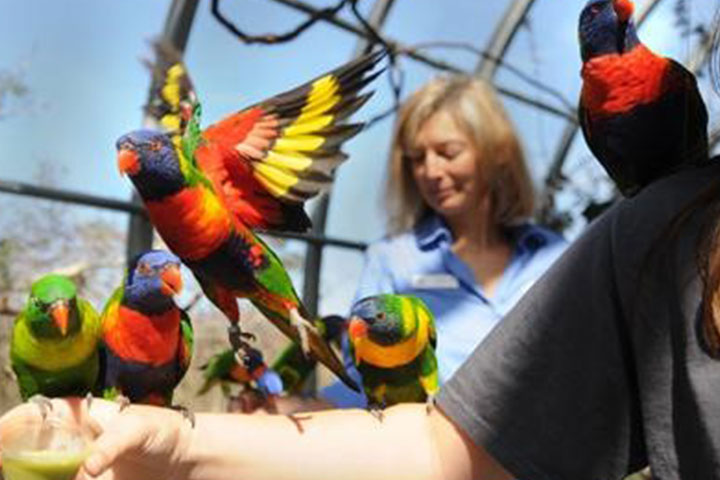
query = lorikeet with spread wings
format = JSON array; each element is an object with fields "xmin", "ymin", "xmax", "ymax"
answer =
[
  {"xmin": 347, "ymin": 294, "xmax": 438, "ymax": 415},
  {"xmin": 98, "ymin": 250, "xmax": 193, "ymax": 406},
  {"xmin": 578, "ymin": 0, "xmax": 709, "ymax": 196},
  {"xmin": 116, "ymin": 46, "xmax": 382, "ymax": 391},
  {"xmin": 10, "ymin": 274, "xmax": 101, "ymax": 401}
]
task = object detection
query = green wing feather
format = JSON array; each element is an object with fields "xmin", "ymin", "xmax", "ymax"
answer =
[{"xmin": 178, "ymin": 309, "xmax": 194, "ymax": 378}]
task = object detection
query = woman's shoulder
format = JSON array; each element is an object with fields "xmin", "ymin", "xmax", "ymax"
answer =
[{"xmin": 365, "ymin": 230, "xmax": 421, "ymax": 256}]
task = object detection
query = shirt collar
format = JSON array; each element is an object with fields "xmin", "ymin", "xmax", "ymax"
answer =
[
  {"xmin": 414, "ymin": 214, "xmax": 549, "ymax": 253},
  {"xmin": 414, "ymin": 213, "xmax": 452, "ymax": 249},
  {"xmin": 508, "ymin": 224, "xmax": 548, "ymax": 254}
]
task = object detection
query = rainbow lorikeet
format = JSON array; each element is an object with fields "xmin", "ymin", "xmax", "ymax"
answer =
[
  {"xmin": 347, "ymin": 294, "xmax": 438, "ymax": 414},
  {"xmin": 199, "ymin": 345, "xmax": 283, "ymax": 401},
  {"xmin": 199, "ymin": 316, "xmax": 344, "ymax": 400},
  {"xmin": 10, "ymin": 274, "xmax": 101, "ymax": 401},
  {"xmin": 578, "ymin": 0, "xmax": 708, "ymax": 196},
  {"xmin": 116, "ymin": 46, "xmax": 383, "ymax": 392},
  {"xmin": 98, "ymin": 250, "xmax": 193, "ymax": 406}
]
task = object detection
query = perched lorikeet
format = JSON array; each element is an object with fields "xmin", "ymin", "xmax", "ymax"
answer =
[
  {"xmin": 270, "ymin": 314, "xmax": 346, "ymax": 395},
  {"xmin": 116, "ymin": 45, "xmax": 383, "ymax": 392},
  {"xmin": 10, "ymin": 274, "xmax": 101, "ymax": 401},
  {"xmin": 198, "ymin": 345, "xmax": 283, "ymax": 400},
  {"xmin": 347, "ymin": 294, "xmax": 438, "ymax": 413},
  {"xmin": 98, "ymin": 250, "xmax": 193, "ymax": 406},
  {"xmin": 578, "ymin": 0, "xmax": 708, "ymax": 196}
]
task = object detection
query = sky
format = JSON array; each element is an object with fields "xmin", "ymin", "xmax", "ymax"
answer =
[{"xmin": 1, "ymin": 0, "xmax": 719, "ymax": 315}]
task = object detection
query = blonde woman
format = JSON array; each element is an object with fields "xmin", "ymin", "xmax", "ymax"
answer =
[{"xmin": 323, "ymin": 75, "xmax": 567, "ymax": 407}]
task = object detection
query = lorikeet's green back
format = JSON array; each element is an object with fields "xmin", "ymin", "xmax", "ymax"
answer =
[
  {"xmin": 10, "ymin": 275, "xmax": 101, "ymax": 401},
  {"xmin": 347, "ymin": 294, "xmax": 438, "ymax": 409}
]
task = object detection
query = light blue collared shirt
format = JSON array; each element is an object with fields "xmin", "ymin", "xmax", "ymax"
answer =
[{"xmin": 322, "ymin": 214, "xmax": 568, "ymax": 408}]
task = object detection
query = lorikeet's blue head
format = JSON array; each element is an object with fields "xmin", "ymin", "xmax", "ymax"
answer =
[
  {"xmin": 348, "ymin": 295, "xmax": 404, "ymax": 346},
  {"xmin": 116, "ymin": 129, "xmax": 185, "ymax": 201},
  {"xmin": 25, "ymin": 274, "xmax": 80, "ymax": 338},
  {"xmin": 237, "ymin": 347, "xmax": 283, "ymax": 396},
  {"xmin": 579, "ymin": 0, "xmax": 640, "ymax": 62},
  {"xmin": 123, "ymin": 250, "xmax": 183, "ymax": 315}
]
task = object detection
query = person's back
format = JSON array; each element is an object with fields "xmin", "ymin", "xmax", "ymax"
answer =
[{"xmin": 438, "ymin": 161, "xmax": 720, "ymax": 479}]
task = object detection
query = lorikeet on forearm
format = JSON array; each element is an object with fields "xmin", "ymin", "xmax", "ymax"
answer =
[
  {"xmin": 10, "ymin": 275, "xmax": 101, "ymax": 401},
  {"xmin": 98, "ymin": 250, "xmax": 193, "ymax": 407},
  {"xmin": 578, "ymin": 0, "xmax": 708, "ymax": 196},
  {"xmin": 116, "ymin": 45, "xmax": 383, "ymax": 392},
  {"xmin": 347, "ymin": 295, "xmax": 438, "ymax": 414}
]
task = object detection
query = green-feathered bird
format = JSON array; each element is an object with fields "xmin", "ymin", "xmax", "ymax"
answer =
[
  {"xmin": 10, "ymin": 274, "xmax": 101, "ymax": 401},
  {"xmin": 347, "ymin": 294, "xmax": 438, "ymax": 413},
  {"xmin": 271, "ymin": 315, "xmax": 346, "ymax": 395}
]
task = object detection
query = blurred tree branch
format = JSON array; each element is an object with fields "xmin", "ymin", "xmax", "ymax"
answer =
[{"xmin": 0, "ymin": 67, "xmax": 29, "ymax": 120}]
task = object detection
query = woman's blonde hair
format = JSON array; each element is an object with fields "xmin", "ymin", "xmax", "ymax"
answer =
[{"xmin": 384, "ymin": 74, "xmax": 535, "ymax": 234}]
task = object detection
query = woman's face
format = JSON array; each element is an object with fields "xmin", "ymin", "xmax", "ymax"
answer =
[{"xmin": 406, "ymin": 110, "xmax": 485, "ymax": 220}]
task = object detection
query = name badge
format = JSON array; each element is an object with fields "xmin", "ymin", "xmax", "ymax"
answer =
[{"xmin": 411, "ymin": 273, "xmax": 460, "ymax": 290}]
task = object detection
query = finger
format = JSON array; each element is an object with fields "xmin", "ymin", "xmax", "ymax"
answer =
[{"xmin": 83, "ymin": 417, "xmax": 150, "ymax": 477}]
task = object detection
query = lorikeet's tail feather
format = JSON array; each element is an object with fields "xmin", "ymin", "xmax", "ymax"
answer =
[
  {"xmin": 271, "ymin": 314, "xmax": 347, "ymax": 394},
  {"xmin": 255, "ymin": 304, "xmax": 360, "ymax": 392}
]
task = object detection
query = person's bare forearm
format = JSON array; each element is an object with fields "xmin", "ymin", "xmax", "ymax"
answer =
[
  {"xmin": 179, "ymin": 404, "xmax": 511, "ymax": 480},
  {"xmin": 181, "ymin": 404, "xmax": 440, "ymax": 480}
]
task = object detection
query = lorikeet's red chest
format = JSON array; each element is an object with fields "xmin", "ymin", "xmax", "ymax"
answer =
[
  {"xmin": 103, "ymin": 305, "xmax": 181, "ymax": 367},
  {"xmin": 146, "ymin": 186, "xmax": 232, "ymax": 261},
  {"xmin": 581, "ymin": 45, "xmax": 670, "ymax": 118}
]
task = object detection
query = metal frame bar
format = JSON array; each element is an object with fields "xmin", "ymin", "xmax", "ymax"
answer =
[
  {"xmin": 125, "ymin": 0, "xmax": 200, "ymax": 266},
  {"xmin": 0, "ymin": 179, "xmax": 367, "ymax": 250},
  {"xmin": 268, "ymin": 0, "xmax": 574, "ymax": 121},
  {"xmin": 475, "ymin": 0, "xmax": 536, "ymax": 79},
  {"xmin": 301, "ymin": 0, "xmax": 397, "ymax": 317}
]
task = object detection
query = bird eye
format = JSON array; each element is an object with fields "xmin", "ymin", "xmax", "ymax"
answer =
[
  {"xmin": 137, "ymin": 262, "xmax": 153, "ymax": 276},
  {"xmin": 148, "ymin": 140, "xmax": 163, "ymax": 152},
  {"xmin": 376, "ymin": 312, "xmax": 386, "ymax": 321},
  {"xmin": 590, "ymin": 3, "xmax": 602, "ymax": 15}
]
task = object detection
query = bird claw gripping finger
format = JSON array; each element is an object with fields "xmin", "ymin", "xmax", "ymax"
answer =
[
  {"xmin": 368, "ymin": 403, "xmax": 385, "ymax": 423},
  {"xmin": 171, "ymin": 405, "xmax": 196, "ymax": 428},
  {"xmin": 289, "ymin": 308, "xmax": 318, "ymax": 357},
  {"xmin": 425, "ymin": 394, "xmax": 436, "ymax": 415},
  {"xmin": 116, "ymin": 395, "xmax": 131, "ymax": 413},
  {"xmin": 28, "ymin": 394, "xmax": 53, "ymax": 421}
]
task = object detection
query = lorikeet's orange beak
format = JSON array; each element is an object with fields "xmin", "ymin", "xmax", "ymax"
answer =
[
  {"xmin": 348, "ymin": 316, "xmax": 368, "ymax": 341},
  {"xmin": 117, "ymin": 148, "xmax": 140, "ymax": 176},
  {"xmin": 613, "ymin": 0, "xmax": 634, "ymax": 23},
  {"xmin": 160, "ymin": 265, "xmax": 183, "ymax": 296},
  {"xmin": 50, "ymin": 302, "xmax": 69, "ymax": 336}
]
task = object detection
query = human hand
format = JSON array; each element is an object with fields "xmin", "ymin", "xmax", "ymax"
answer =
[{"xmin": 0, "ymin": 398, "xmax": 193, "ymax": 480}]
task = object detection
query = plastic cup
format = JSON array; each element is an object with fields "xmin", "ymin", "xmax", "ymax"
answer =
[{"xmin": 0, "ymin": 414, "xmax": 94, "ymax": 480}]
